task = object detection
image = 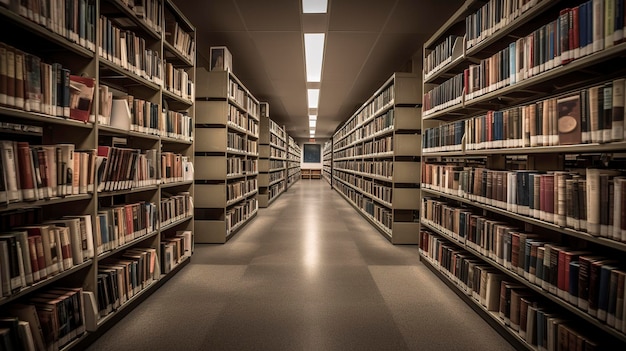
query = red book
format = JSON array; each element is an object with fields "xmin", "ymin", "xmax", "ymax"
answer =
[
  {"xmin": 68, "ymin": 75, "xmax": 95, "ymax": 122},
  {"xmin": 27, "ymin": 236, "xmax": 41, "ymax": 282},
  {"xmin": 570, "ymin": 6, "xmax": 580, "ymax": 58},
  {"xmin": 16, "ymin": 141, "xmax": 35, "ymax": 200}
]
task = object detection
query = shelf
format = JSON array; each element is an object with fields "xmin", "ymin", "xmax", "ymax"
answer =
[
  {"xmin": 163, "ymin": 40, "xmax": 194, "ymax": 67},
  {"xmin": 98, "ymin": 125, "xmax": 161, "ymax": 141},
  {"xmin": 102, "ymin": 0, "xmax": 161, "ymax": 41},
  {"xmin": 0, "ymin": 7, "xmax": 94, "ymax": 58},
  {"xmin": 333, "ymin": 168, "xmax": 393, "ymax": 183},
  {"xmin": 425, "ymin": 41, "xmax": 626, "ymax": 122},
  {"xmin": 162, "ymin": 89, "xmax": 193, "ymax": 106},
  {"xmin": 421, "ymin": 188, "xmax": 626, "ymax": 253},
  {"xmin": 160, "ymin": 215, "xmax": 194, "ymax": 232},
  {"xmin": 98, "ymin": 185, "xmax": 159, "ymax": 197},
  {"xmin": 421, "ymin": 220, "xmax": 626, "ymax": 344},
  {"xmin": 0, "ymin": 260, "xmax": 93, "ymax": 306},
  {"xmin": 0, "ymin": 194, "xmax": 93, "ymax": 211},
  {"xmin": 419, "ymin": 251, "xmax": 534, "ymax": 351},
  {"xmin": 97, "ymin": 230, "xmax": 159, "ymax": 260},
  {"xmin": 226, "ymin": 210, "xmax": 258, "ymax": 239},
  {"xmin": 0, "ymin": 106, "xmax": 94, "ymax": 129},
  {"xmin": 99, "ymin": 59, "xmax": 162, "ymax": 92}
]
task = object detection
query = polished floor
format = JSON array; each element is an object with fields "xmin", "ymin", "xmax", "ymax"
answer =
[{"xmin": 86, "ymin": 180, "xmax": 515, "ymax": 351}]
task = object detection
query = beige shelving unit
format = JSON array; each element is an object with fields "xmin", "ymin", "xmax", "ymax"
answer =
[
  {"xmin": 286, "ymin": 135, "xmax": 301, "ymax": 189},
  {"xmin": 322, "ymin": 140, "xmax": 333, "ymax": 185},
  {"xmin": 193, "ymin": 68, "xmax": 259, "ymax": 243},
  {"xmin": 0, "ymin": 0, "xmax": 195, "ymax": 349},
  {"xmin": 258, "ymin": 105, "xmax": 287, "ymax": 207},
  {"xmin": 332, "ymin": 72, "xmax": 421, "ymax": 244},
  {"xmin": 420, "ymin": 0, "xmax": 626, "ymax": 349}
]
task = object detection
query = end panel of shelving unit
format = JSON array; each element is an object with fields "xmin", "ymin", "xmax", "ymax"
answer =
[
  {"xmin": 258, "ymin": 173, "xmax": 270, "ymax": 185},
  {"xmin": 392, "ymin": 188, "xmax": 421, "ymax": 210},
  {"xmin": 394, "ymin": 162, "xmax": 421, "ymax": 184},
  {"xmin": 195, "ymin": 100, "xmax": 229, "ymax": 125},
  {"xmin": 194, "ymin": 220, "xmax": 227, "ymax": 243},
  {"xmin": 195, "ymin": 128, "xmax": 227, "ymax": 153},
  {"xmin": 391, "ymin": 222, "xmax": 420, "ymax": 244},
  {"xmin": 258, "ymin": 158, "xmax": 271, "ymax": 170},
  {"xmin": 195, "ymin": 184, "xmax": 226, "ymax": 208},
  {"xmin": 394, "ymin": 74, "xmax": 422, "ymax": 104},
  {"xmin": 394, "ymin": 134, "xmax": 422, "ymax": 156},
  {"xmin": 195, "ymin": 156, "xmax": 227, "ymax": 180},
  {"xmin": 258, "ymin": 194, "xmax": 270, "ymax": 208},
  {"xmin": 259, "ymin": 144, "xmax": 271, "ymax": 158},
  {"xmin": 394, "ymin": 107, "xmax": 421, "ymax": 130},
  {"xmin": 195, "ymin": 68, "xmax": 228, "ymax": 98}
]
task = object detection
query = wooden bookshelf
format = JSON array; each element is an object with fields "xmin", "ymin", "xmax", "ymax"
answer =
[
  {"xmin": 322, "ymin": 140, "xmax": 333, "ymax": 185},
  {"xmin": 258, "ymin": 104, "xmax": 286, "ymax": 207},
  {"xmin": 301, "ymin": 169, "xmax": 322, "ymax": 179},
  {"xmin": 0, "ymin": 0, "xmax": 195, "ymax": 349},
  {"xmin": 332, "ymin": 72, "xmax": 421, "ymax": 244},
  {"xmin": 194, "ymin": 68, "xmax": 259, "ymax": 243},
  {"xmin": 421, "ymin": 0, "xmax": 626, "ymax": 349},
  {"xmin": 286, "ymin": 135, "xmax": 301, "ymax": 189}
]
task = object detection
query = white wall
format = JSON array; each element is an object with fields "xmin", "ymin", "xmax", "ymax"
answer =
[{"xmin": 300, "ymin": 142, "xmax": 322, "ymax": 169}]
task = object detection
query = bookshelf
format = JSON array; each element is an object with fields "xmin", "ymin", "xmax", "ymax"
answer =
[
  {"xmin": 332, "ymin": 72, "xmax": 421, "ymax": 244},
  {"xmin": 0, "ymin": 0, "xmax": 195, "ymax": 349},
  {"xmin": 421, "ymin": 0, "xmax": 626, "ymax": 349},
  {"xmin": 322, "ymin": 140, "xmax": 333, "ymax": 185},
  {"xmin": 286, "ymin": 135, "xmax": 301, "ymax": 189},
  {"xmin": 301, "ymin": 169, "xmax": 322, "ymax": 179},
  {"xmin": 194, "ymin": 68, "xmax": 259, "ymax": 243},
  {"xmin": 258, "ymin": 105, "xmax": 286, "ymax": 207}
]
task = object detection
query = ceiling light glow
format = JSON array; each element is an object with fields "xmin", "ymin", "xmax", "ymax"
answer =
[
  {"xmin": 304, "ymin": 33, "xmax": 325, "ymax": 82},
  {"xmin": 309, "ymin": 120, "xmax": 316, "ymax": 128},
  {"xmin": 302, "ymin": 0, "xmax": 328, "ymax": 13},
  {"xmin": 308, "ymin": 89, "xmax": 320, "ymax": 109}
]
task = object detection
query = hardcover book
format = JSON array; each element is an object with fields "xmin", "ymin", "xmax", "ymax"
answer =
[
  {"xmin": 557, "ymin": 93, "xmax": 582, "ymax": 145},
  {"xmin": 68, "ymin": 75, "xmax": 95, "ymax": 122}
]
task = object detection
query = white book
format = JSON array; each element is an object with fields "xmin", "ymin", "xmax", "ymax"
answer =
[
  {"xmin": 0, "ymin": 141, "xmax": 22, "ymax": 202},
  {"xmin": 17, "ymin": 320, "xmax": 36, "ymax": 351},
  {"xmin": 586, "ymin": 168, "xmax": 601, "ymax": 236},
  {"xmin": 614, "ymin": 78, "xmax": 626, "ymax": 141}
]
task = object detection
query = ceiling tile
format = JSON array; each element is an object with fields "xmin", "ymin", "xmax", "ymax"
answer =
[
  {"xmin": 384, "ymin": 0, "xmax": 464, "ymax": 34},
  {"xmin": 250, "ymin": 32, "xmax": 305, "ymax": 81},
  {"xmin": 323, "ymin": 32, "xmax": 377, "ymax": 82},
  {"xmin": 173, "ymin": 0, "xmax": 245, "ymax": 32},
  {"xmin": 328, "ymin": 0, "xmax": 396, "ymax": 32},
  {"xmin": 235, "ymin": 0, "xmax": 301, "ymax": 31}
]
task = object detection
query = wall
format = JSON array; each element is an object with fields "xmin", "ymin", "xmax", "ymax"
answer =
[{"xmin": 300, "ymin": 142, "xmax": 323, "ymax": 169}]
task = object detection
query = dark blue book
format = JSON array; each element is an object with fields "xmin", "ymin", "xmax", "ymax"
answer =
[
  {"xmin": 579, "ymin": 2, "xmax": 587, "ymax": 51},
  {"xmin": 597, "ymin": 263, "xmax": 618, "ymax": 321},
  {"xmin": 569, "ymin": 261, "xmax": 580, "ymax": 303}
]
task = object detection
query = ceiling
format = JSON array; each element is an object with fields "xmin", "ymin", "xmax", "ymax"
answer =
[{"xmin": 173, "ymin": 0, "xmax": 464, "ymax": 142}]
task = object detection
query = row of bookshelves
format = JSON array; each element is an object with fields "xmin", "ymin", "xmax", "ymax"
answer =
[
  {"xmin": 422, "ymin": 0, "xmax": 626, "ymax": 348},
  {"xmin": 331, "ymin": 73, "xmax": 421, "ymax": 244},
  {"xmin": 194, "ymin": 68, "xmax": 256, "ymax": 243},
  {"xmin": 419, "ymin": 231, "xmax": 608, "ymax": 350}
]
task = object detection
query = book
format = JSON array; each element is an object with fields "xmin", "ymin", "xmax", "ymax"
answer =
[
  {"xmin": 68, "ymin": 75, "xmax": 95, "ymax": 122},
  {"xmin": 612, "ymin": 78, "xmax": 625, "ymax": 141},
  {"xmin": 557, "ymin": 93, "xmax": 582, "ymax": 145},
  {"xmin": 8, "ymin": 303, "xmax": 47, "ymax": 350}
]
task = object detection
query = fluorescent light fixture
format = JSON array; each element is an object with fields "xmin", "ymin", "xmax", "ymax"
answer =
[
  {"xmin": 309, "ymin": 115, "xmax": 317, "ymax": 121},
  {"xmin": 309, "ymin": 120, "xmax": 316, "ymax": 128},
  {"xmin": 304, "ymin": 33, "xmax": 325, "ymax": 82},
  {"xmin": 308, "ymin": 89, "xmax": 320, "ymax": 109},
  {"xmin": 302, "ymin": 0, "xmax": 327, "ymax": 13}
]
